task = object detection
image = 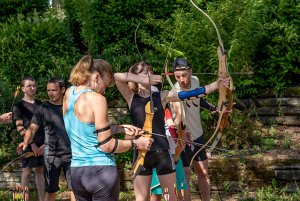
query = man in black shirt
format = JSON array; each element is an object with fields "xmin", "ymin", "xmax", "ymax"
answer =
[
  {"xmin": 18, "ymin": 77, "xmax": 75, "ymax": 201},
  {"xmin": 14, "ymin": 76, "xmax": 45, "ymax": 201}
]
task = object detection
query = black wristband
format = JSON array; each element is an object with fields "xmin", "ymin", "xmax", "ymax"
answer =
[
  {"xmin": 128, "ymin": 140, "xmax": 137, "ymax": 151},
  {"xmin": 28, "ymin": 141, "xmax": 34, "ymax": 146}
]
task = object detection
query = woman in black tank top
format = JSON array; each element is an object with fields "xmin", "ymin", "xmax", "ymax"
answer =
[{"xmin": 115, "ymin": 61, "xmax": 229, "ymax": 200}]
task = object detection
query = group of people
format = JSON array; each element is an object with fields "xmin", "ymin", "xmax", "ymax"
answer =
[{"xmin": 1, "ymin": 55, "xmax": 231, "ymax": 201}]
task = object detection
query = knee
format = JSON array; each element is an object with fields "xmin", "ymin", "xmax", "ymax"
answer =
[
  {"xmin": 195, "ymin": 168, "xmax": 208, "ymax": 178},
  {"xmin": 184, "ymin": 169, "xmax": 192, "ymax": 180},
  {"xmin": 22, "ymin": 168, "xmax": 32, "ymax": 178},
  {"xmin": 46, "ymin": 192, "xmax": 56, "ymax": 198},
  {"xmin": 34, "ymin": 167, "xmax": 44, "ymax": 175}
]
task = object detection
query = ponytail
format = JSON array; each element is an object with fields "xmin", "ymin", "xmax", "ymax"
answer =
[{"xmin": 69, "ymin": 55, "xmax": 114, "ymax": 86}]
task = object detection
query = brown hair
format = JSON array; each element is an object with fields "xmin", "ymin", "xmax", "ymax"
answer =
[
  {"xmin": 48, "ymin": 77, "xmax": 65, "ymax": 89},
  {"xmin": 69, "ymin": 55, "xmax": 114, "ymax": 86},
  {"xmin": 128, "ymin": 61, "xmax": 153, "ymax": 93},
  {"xmin": 21, "ymin": 76, "xmax": 35, "ymax": 87}
]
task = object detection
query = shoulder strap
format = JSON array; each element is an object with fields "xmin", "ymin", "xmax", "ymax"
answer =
[{"xmin": 68, "ymin": 86, "xmax": 94, "ymax": 111}]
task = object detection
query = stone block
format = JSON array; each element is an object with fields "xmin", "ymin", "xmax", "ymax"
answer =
[{"xmin": 275, "ymin": 170, "xmax": 300, "ymax": 181}]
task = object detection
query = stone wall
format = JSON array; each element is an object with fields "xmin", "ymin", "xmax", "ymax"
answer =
[
  {"xmin": 2, "ymin": 157, "xmax": 300, "ymax": 193},
  {"xmin": 0, "ymin": 161, "xmax": 68, "ymax": 190},
  {"xmin": 235, "ymin": 87, "xmax": 300, "ymax": 125},
  {"xmin": 2, "ymin": 93, "xmax": 300, "ymax": 192}
]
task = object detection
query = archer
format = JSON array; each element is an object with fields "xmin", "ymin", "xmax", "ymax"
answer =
[
  {"xmin": 114, "ymin": 61, "xmax": 230, "ymax": 201},
  {"xmin": 171, "ymin": 58, "xmax": 232, "ymax": 201},
  {"xmin": 62, "ymin": 55, "xmax": 152, "ymax": 201}
]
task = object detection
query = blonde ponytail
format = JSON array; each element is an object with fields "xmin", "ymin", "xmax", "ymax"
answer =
[{"xmin": 69, "ymin": 55, "xmax": 114, "ymax": 86}]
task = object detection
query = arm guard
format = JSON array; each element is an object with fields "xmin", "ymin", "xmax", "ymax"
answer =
[
  {"xmin": 200, "ymin": 98, "xmax": 217, "ymax": 112},
  {"xmin": 93, "ymin": 125, "xmax": 118, "ymax": 153},
  {"xmin": 94, "ymin": 137, "xmax": 119, "ymax": 153},
  {"xmin": 169, "ymin": 125, "xmax": 178, "ymax": 142},
  {"xmin": 178, "ymin": 87, "xmax": 206, "ymax": 101}
]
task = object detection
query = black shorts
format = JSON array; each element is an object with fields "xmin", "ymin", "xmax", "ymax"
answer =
[
  {"xmin": 71, "ymin": 165, "xmax": 120, "ymax": 201},
  {"xmin": 181, "ymin": 134, "xmax": 208, "ymax": 167},
  {"xmin": 44, "ymin": 160, "xmax": 72, "ymax": 193},
  {"xmin": 135, "ymin": 150, "xmax": 175, "ymax": 176},
  {"xmin": 21, "ymin": 150, "xmax": 44, "ymax": 168}
]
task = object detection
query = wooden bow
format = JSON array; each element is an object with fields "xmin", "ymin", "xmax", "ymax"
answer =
[
  {"xmin": 1, "ymin": 152, "xmax": 34, "ymax": 172},
  {"xmin": 131, "ymin": 22, "xmax": 156, "ymax": 176},
  {"xmin": 189, "ymin": 0, "xmax": 234, "ymax": 167}
]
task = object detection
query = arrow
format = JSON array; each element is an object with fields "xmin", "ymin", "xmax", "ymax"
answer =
[{"xmin": 117, "ymin": 125, "xmax": 232, "ymax": 154}]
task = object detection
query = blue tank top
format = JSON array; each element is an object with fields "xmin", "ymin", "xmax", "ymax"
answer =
[{"xmin": 63, "ymin": 86, "xmax": 116, "ymax": 167}]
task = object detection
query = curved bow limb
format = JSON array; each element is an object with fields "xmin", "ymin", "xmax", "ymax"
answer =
[
  {"xmin": 1, "ymin": 152, "xmax": 34, "ymax": 172},
  {"xmin": 132, "ymin": 102, "xmax": 154, "ymax": 173},
  {"xmin": 207, "ymin": 47, "xmax": 234, "ymax": 155},
  {"xmin": 188, "ymin": 0, "xmax": 234, "ymax": 166}
]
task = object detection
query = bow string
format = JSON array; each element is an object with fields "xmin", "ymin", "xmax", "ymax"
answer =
[{"xmin": 189, "ymin": 0, "xmax": 234, "ymax": 167}]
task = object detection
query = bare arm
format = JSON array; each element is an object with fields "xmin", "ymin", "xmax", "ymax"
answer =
[
  {"xmin": 165, "ymin": 80, "xmax": 219, "ymax": 103},
  {"xmin": 161, "ymin": 77, "xmax": 230, "ymax": 108},
  {"xmin": 15, "ymin": 119, "xmax": 26, "ymax": 136},
  {"xmin": 93, "ymin": 93, "xmax": 153, "ymax": 153},
  {"xmin": 0, "ymin": 112, "xmax": 12, "ymax": 124},
  {"xmin": 114, "ymin": 73, "xmax": 162, "ymax": 108},
  {"xmin": 17, "ymin": 123, "xmax": 40, "ymax": 156},
  {"xmin": 23, "ymin": 123, "xmax": 39, "ymax": 144}
]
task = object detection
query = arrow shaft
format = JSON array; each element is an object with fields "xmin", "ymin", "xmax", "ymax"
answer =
[
  {"xmin": 119, "ymin": 125, "xmax": 231, "ymax": 153},
  {"xmin": 162, "ymin": 72, "xmax": 253, "ymax": 75},
  {"xmin": 144, "ymin": 131, "xmax": 231, "ymax": 153}
]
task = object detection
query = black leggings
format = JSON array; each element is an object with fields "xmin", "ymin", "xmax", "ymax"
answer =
[{"xmin": 71, "ymin": 165, "xmax": 120, "ymax": 201}]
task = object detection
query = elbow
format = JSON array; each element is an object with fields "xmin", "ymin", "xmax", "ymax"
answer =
[
  {"xmin": 99, "ymin": 144, "xmax": 111, "ymax": 153},
  {"xmin": 113, "ymin": 73, "xmax": 122, "ymax": 81},
  {"xmin": 99, "ymin": 139, "xmax": 116, "ymax": 153}
]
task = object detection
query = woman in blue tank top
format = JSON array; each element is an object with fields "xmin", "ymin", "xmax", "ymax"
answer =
[
  {"xmin": 114, "ymin": 61, "xmax": 231, "ymax": 200},
  {"xmin": 62, "ymin": 55, "xmax": 154, "ymax": 201}
]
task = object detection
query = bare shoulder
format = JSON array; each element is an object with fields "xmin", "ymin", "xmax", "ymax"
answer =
[
  {"xmin": 64, "ymin": 87, "xmax": 72, "ymax": 98},
  {"xmin": 83, "ymin": 92, "xmax": 107, "ymax": 107}
]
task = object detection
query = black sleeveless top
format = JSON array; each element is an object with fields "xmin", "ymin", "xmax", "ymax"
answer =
[{"xmin": 130, "ymin": 92, "xmax": 169, "ymax": 151}]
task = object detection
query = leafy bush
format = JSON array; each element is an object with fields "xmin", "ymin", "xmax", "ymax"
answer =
[
  {"xmin": 0, "ymin": 8, "xmax": 80, "ymax": 141},
  {"xmin": 252, "ymin": 0, "xmax": 300, "ymax": 90},
  {"xmin": 62, "ymin": 0, "xmax": 181, "ymax": 55},
  {"xmin": 141, "ymin": 0, "xmax": 259, "ymax": 98},
  {"xmin": 0, "ymin": 8, "xmax": 80, "ymax": 93},
  {"xmin": 140, "ymin": 0, "xmax": 300, "ymax": 97},
  {"xmin": 0, "ymin": 0, "xmax": 49, "ymax": 23},
  {"xmin": 221, "ymin": 101, "xmax": 263, "ymax": 150}
]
